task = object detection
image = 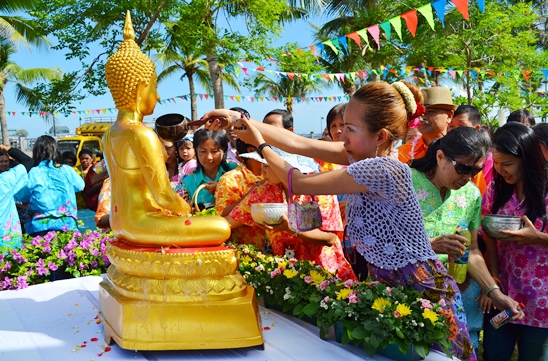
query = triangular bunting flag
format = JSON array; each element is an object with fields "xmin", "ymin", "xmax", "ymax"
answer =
[
  {"xmin": 432, "ymin": 0, "xmax": 446, "ymax": 28},
  {"xmin": 401, "ymin": 10, "xmax": 418, "ymax": 38},
  {"xmin": 449, "ymin": 70, "xmax": 457, "ymax": 79},
  {"xmin": 102, "ymin": 109, "xmax": 107, "ymax": 114},
  {"xmin": 199, "ymin": 94, "xmax": 204, "ymax": 100},
  {"xmin": 522, "ymin": 70, "xmax": 532, "ymax": 81},
  {"xmin": 477, "ymin": 0, "xmax": 485, "ymax": 12},
  {"xmin": 367, "ymin": 25, "xmax": 381, "ymax": 50},
  {"xmin": 346, "ymin": 32, "xmax": 361, "ymax": 48},
  {"xmin": 256, "ymin": 66, "xmax": 265, "ymax": 72},
  {"xmin": 417, "ymin": 4, "xmax": 435, "ymax": 30},
  {"xmin": 236, "ymin": 96, "xmax": 241, "ymax": 102},
  {"xmin": 389, "ymin": 16, "xmax": 403, "ymax": 41},
  {"xmin": 322, "ymin": 40, "xmax": 339, "ymax": 55},
  {"xmin": 356, "ymin": 29, "xmax": 370, "ymax": 48},
  {"xmin": 337, "ymin": 35, "xmax": 348, "ymax": 54},
  {"xmin": 379, "ymin": 21, "xmax": 391, "ymax": 41},
  {"xmin": 451, "ymin": 0, "xmax": 469, "ymax": 21},
  {"xmin": 542, "ymin": 70, "xmax": 548, "ymax": 79}
]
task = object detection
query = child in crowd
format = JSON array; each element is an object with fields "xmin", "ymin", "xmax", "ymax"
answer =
[{"xmin": 177, "ymin": 134, "xmax": 197, "ymax": 179}]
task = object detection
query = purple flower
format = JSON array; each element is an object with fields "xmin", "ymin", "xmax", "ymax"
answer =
[
  {"xmin": 36, "ymin": 259, "xmax": 49, "ymax": 276},
  {"xmin": 74, "ymin": 231, "xmax": 81, "ymax": 238},
  {"xmin": 64, "ymin": 239, "xmax": 78, "ymax": 251},
  {"xmin": 61, "ymin": 225, "xmax": 69, "ymax": 232},
  {"xmin": 90, "ymin": 249, "xmax": 99, "ymax": 257},
  {"xmin": 16, "ymin": 276, "xmax": 29, "ymax": 289},
  {"xmin": 48, "ymin": 262, "xmax": 58, "ymax": 271},
  {"xmin": 1, "ymin": 261, "xmax": 11, "ymax": 272},
  {"xmin": 11, "ymin": 251, "xmax": 23, "ymax": 263},
  {"xmin": 91, "ymin": 260, "xmax": 98, "ymax": 269},
  {"xmin": 79, "ymin": 263, "xmax": 85, "ymax": 271},
  {"xmin": 31, "ymin": 237, "xmax": 42, "ymax": 247},
  {"xmin": 79, "ymin": 238, "xmax": 93, "ymax": 250},
  {"xmin": 44, "ymin": 231, "xmax": 56, "ymax": 242},
  {"xmin": 43, "ymin": 246, "xmax": 51, "ymax": 253},
  {"xmin": 57, "ymin": 250, "xmax": 67, "ymax": 259}
]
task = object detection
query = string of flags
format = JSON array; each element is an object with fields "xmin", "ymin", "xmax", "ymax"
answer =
[
  {"xmin": 7, "ymin": 93, "xmax": 352, "ymax": 117},
  {"xmin": 302, "ymin": 0, "xmax": 484, "ymax": 58}
]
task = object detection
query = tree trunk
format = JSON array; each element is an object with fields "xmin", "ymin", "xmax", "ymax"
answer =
[
  {"xmin": 206, "ymin": 53, "xmax": 224, "ymax": 109},
  {"xmin": 0, "ymin": 89, "xmax": 8, "ymax": 146},
  {"xmin": 188, "ymin": 73, "xmax": 198, "ymax": 120}
]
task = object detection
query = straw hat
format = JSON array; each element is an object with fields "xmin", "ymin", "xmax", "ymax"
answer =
[
  {"xmin": 240, "ymin": 147, "xmax": 319, "ymax": 173},
  {"xmin": 421, "ymin": 87, "xmax": 457, "ymax": 111}
]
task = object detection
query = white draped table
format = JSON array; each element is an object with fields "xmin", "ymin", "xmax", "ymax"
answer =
[{"xmin": 0, "ymin": 276, "xmax": 455, "ymax": 361}]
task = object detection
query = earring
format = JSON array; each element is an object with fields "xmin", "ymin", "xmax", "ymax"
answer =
[{"xmin": 375, "ymin": 147, "xmax": 378, "ymax": 157}]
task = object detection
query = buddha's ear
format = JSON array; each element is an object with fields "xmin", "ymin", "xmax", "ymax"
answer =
[{"xmin": 135, "ymin": 80, "xmax": 147, "ymax": 114}]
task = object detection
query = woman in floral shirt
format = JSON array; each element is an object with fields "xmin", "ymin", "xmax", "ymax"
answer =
[
  {"xmin": 16, "ymin": 136, "xmax": 84, "ymax": 236},
  {"xmin": 482, "ymin": 122, "xmax": 548, "ymax": 360},
  {"xmin": 410, "ymin": 127, "xmax": 518, "ymax": 352},
  {"xmin": 215, "ymin": 139, "xmax": 264, "ymax": 249},
  {"xmin": 227, "ymin": 149, "xmax": 355, "ymax": 281}
]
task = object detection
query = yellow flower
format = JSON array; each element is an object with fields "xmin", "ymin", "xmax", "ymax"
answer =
[
  {"xmin": 396, "ymin": 303, "xmax": 412, "ymax": 317},
  {"xmin": 422, "ymin": 309, "xmax": 439, "ymax": 323},
  {"xmin": 371, "ymin": 298, "xmax": 392, "ymax": 313},
  {"xmin": 309, "ymin": 270, "xmax": 325, "ymax": 285},
  {"xmin": 336, "ymin": 288, "xmax": 353, "ymax": 300},
  {"xmin": 283, "ymin": 268, "xmax": 298, "ymax": 279},
  {"xmin": 240, "ymin": 255, "xmax": 252, "ymax": 265},
  {"xmin": 277, "ymin": 260, "xmax": 287, "ymax": 269}
]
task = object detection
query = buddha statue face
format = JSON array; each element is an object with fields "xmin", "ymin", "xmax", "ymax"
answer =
[{"xmin": 137, "ymin": 72, "xmax": 160, "ymax": 116}]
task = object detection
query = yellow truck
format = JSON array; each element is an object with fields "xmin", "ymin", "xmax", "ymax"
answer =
[{"xmin": 58, "ymin": 122, "xmax": 112, "ymax": 166}]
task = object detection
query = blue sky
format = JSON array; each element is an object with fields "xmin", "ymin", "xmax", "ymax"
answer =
[{"xmin": 5, "ymin": 15, "xmax": 348, "ymax": 138}]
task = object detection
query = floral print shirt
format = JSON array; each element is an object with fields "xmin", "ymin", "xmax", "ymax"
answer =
[
  {"xmin": 183, "ymin": 162, "xmax": 237, "ymax": 207},
  {"xmin": 411, "ymin": 169, "xmax": 482, "ymax": 262},
  {"xmin": 215, "ymin": 165, "xmax": 264, "ymax": 249},
  {"xmin": 94, "ymin": 178, "xmax": 111, "ymax": 229},
  {"xmin": 230, "ymin": 183, "xmax": 355, "ymax": 280},
  {"xmin": 16, "ymin": 161, "xmax": 84, "ymax": 235},
  {"xmin": 482, "ymin": 182, "xmax": 548, "ymax": 328},
  {"xmin": 0, "ymin": 165, "xmax": 27, "ymax": 253}
]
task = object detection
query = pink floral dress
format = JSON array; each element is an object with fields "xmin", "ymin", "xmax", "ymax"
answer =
[
  {"xmin": 482, "ymin": 182, "xmax": 548, "ymax": 328},
  {"xmin": 230, "ymin": 182, "xmax": 355, "ymax": 280}
]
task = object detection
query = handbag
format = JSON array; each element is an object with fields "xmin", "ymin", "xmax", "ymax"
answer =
[{"xmin": 287, "ymin": 167, "xmax": 322, "ymax": 232}]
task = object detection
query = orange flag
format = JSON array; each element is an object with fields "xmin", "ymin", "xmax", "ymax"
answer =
[
  {"xmin": 451, "ymin": 0, "xmax": 469, "ymax": 21},
  {"xmin": 401, "ymin": 10, "xmax": 418, "ymax": 38},
  {"xmin": 346, "ymin": 32, "xmax": 362, "ymax": 48}
]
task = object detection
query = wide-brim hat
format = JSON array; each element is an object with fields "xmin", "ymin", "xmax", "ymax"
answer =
[
  {"xmin": 240, "ymin": 147, "xmax": 319, "ymax": 173},
  {"xmin": 421, "ymin": 87, "xmax": 457, "ymax": 111}
]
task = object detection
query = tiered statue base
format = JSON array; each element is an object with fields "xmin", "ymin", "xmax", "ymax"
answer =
[{"xmin": 98, "ymin": 240, "xmax": 264, "ymax": 350}]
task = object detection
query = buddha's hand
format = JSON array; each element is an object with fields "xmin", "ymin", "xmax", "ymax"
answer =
[{"xmin": 202, "ymin": 109, "xmax": 243, "ymax": 130}]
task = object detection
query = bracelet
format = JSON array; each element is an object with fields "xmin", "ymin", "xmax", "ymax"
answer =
[
  {"xmin": 257, "ymin": 143, "xmax": 272, "ymax": 159},
  {"xmin": 485, "ymin": 284, "xmax": 500, "ymax": 297}
]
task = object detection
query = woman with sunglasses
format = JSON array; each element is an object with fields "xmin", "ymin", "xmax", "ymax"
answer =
[
  {"xmin": 482, "ymin": 122, "xmax": 548, "ymax": 361},
  {"xmin": 410, "ymin": 127, "xmax": 518, "ymax": 353}
]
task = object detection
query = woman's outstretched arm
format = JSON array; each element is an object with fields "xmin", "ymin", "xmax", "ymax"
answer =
[{"xmin": 202, "ymin": 109, "xmax": 350, "ymax": 165}]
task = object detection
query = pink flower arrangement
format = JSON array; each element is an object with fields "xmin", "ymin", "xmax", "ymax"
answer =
[{"xmin": 0, "ymin": 230, "xmax": 112, "ymax": 290}]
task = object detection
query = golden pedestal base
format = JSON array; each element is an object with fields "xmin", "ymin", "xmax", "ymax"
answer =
[{"xmin": 98, "ymin": 241, "xmax": 264, "ymax": 350}]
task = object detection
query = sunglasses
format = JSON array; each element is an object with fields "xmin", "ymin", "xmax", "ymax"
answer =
[{"xmin": 446, "ymin": 156, "xmax": 484, "ymax": 176}]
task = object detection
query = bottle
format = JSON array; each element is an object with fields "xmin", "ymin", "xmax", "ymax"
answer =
[
  {"xmin": 490, "ymin": 303, "xmax": 526, "ymax": 329},
  {"xmin": 447, "ymin": 222, "xmax": 471, "ymax": 284}
]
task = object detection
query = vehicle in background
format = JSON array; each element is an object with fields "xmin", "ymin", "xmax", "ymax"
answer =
[{"xmin": 58, "ymin": 122, "xmax": 112, "ymax": 166}]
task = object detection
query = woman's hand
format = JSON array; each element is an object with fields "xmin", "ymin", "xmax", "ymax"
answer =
[
  {"xmin": 475, "ymin": 292, "xmax": 493, "ymax": 314},
  {"xmin": 429, "ymin": 234, "xmax": 467, "ymax": 260},
  {"xmin": 255, "ymin": 214, "xmax": 292, "ymax": 233},
  {"xmin": 488, "ymin": 289, "xmax": 525, "ymax": 321},
  {"xmin": 202, "ymin": 109, "xmax": 242, "ymax": 130},
  {"xmin": 234, "ymin": 115, "xmax": 265, "ymax": 147},
  {"xmin": 0, "ymin": 144, "xmax": 10, "ymax": 152},
  {"xmin": 203, "ymin": 181, "xmax": 218, "ymax": 195},
  {"xmin": 499, "ymin": 216, "xmax": 547, "ymax": 246}
]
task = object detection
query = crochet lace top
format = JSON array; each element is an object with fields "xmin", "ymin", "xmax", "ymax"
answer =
[{"xmin": 346, "ymin": 157, "xmax": 437, "ymax": 270}]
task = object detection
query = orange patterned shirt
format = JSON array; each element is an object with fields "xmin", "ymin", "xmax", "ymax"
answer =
[{"xmin": 230, "ymin": 183, "xmax": 356, "ymax": 280}]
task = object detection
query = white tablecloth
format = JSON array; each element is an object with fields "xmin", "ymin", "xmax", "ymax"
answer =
[{"xmin": 0, "ymin": 276, "xmax": 454, "ymax": 361}]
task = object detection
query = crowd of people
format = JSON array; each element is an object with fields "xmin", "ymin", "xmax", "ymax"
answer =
[{"xmin": 1, "ymin": 80, "xmax": 548, "ymax": 360}]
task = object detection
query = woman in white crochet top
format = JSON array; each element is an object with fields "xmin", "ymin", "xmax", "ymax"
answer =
[{"xmin": 204, "ymin": 81, "xmax": 521, "ymax": 361}]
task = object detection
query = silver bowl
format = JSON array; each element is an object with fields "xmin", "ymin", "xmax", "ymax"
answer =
[
  {"xmin": 482, "ymin": 214, "xmax": 523, "ymax": 239},
  {"xmin": 250, "ymin": 203, "xmax": 287, "ymax": 225}
]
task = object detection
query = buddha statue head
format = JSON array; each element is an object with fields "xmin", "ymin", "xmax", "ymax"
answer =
[{"xmin": 105, "ymin": 11, "xmax": 158, "ymax": 115}]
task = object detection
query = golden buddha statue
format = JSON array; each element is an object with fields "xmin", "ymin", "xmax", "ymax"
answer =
[
  {"xmin": 103, "ymin": 11, "xmax": 229, "ymax": 247},
  {"xmin": 98, "ymin": 11, "xmax": 263, "ymax": 351}
]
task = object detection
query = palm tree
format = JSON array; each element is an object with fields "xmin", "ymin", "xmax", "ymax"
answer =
[
  {"xmin": 0, "ymin": 40, "xmax": 62, "ymax": 145},
  {"xmin": 156, "ymin": 44, "xmax": 240, "ymax": 121},
  {"xmin": 0, "ymin": 0, "xmax": 50, "ymax": 49}
]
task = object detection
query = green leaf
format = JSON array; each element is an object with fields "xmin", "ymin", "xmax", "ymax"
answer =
[
  {"xmin": 350, "ymin": 326, "xmax": 367, "ymax": 340},
  {"xmin": 363, "ymin": 342, "xmax": 377, "ymax": 357},
  {"xmin": 292, "ymin": 303, "xmax": 305, "ymax": 316},
  {"xmin": 302, "ymin": 302, "xmax": 320, "ymax": 317},
  {"xmin": 414, "ymin": 343, "xmax": 430, "ymax": 358}
]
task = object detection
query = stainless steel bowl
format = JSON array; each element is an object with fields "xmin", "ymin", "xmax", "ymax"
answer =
[
  {"xmin": 482, "ymin": 214, "xmax": 523, "ymax": 239},
  {"xmin": 250, "ymin": 203, "xmax": 287, "ymax": 225}
]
